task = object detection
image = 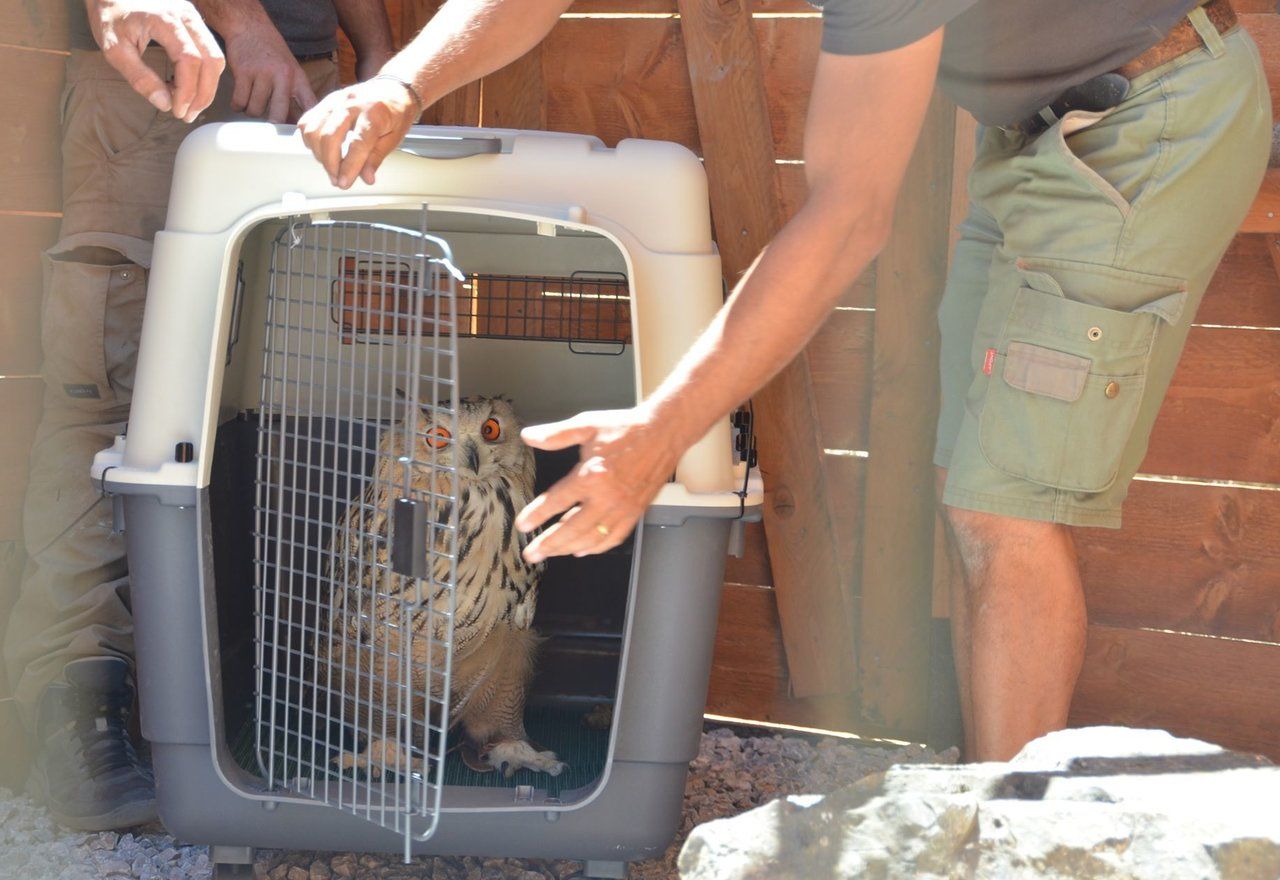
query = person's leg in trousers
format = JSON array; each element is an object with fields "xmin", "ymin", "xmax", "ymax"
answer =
[{"xmin": 936, "ymin": 17, "xmax": 1269, "ymax": 761}]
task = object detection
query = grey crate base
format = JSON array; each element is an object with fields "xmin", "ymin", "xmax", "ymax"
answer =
[
  {"xmin": 126, "ymin": 492, "xmax": 729, "ymax": 861},
  {"xmin": 158, "ymin": 743, "xmax": 685, "ymax": 860}
]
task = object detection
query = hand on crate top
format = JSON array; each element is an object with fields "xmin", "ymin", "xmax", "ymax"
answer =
[
  {"xmin": 217, "ymin": 7, "xmax": 317, "ymax": 123},
  {"xmin": 516, "ymin": 407, "xmax": 683, "ymax": 562},
  {"xmin": 85, "ymin": 0, "xmax": 224, "ymax": 121},
  {"xmin": 297, "ymin": 76, "xmax": 419, "ymax": 188}
]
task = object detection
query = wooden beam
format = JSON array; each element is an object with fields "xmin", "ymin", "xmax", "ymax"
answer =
[
  {"xmin": 857, "ymin": 90, "xmax": 957, "ymax": 733},
  {"xmin": 706, "ymin": 583, "xmax": 919, "ymax": 742},
  {"xmin": 481, "ymin": 44, "xmax": 546, "ymax": 130},
  {"xmin": 1242, "ymin": 168, "xmax": 1280, "ymax": 234},
  {"xmin": 1070, "ymin": 623, "xmax": 1280, "ymax": 761},
  {"xmin": 677, "ymin": 0, "xmax": 856, "ymax": 697}
]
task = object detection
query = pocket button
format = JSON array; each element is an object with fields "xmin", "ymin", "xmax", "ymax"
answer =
[
  {"xmin": 1087, "ymin": 326, "xmax": 1103, "ymax": 341},
  {"xmin": 1104, "ymin": 381, "xmax": 1120, "ymax": 399}
]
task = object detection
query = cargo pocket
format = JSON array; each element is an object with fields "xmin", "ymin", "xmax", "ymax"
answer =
[
  {"xmin": 42, "ymin": 253, "xmax": 148, "ymax": 407},
  {"xmin": 977, "ymin": 259, "xmax": 1187, "ymax": 493}
]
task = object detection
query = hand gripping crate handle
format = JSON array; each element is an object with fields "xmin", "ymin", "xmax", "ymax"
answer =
[{"xmin": 398, "ymin": 134, "xmax": 504, "ymax": 160}]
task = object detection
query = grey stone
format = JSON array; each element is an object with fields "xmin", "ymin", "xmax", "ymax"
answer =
[{"xmin": 679, "ymin": 727, "xmax": 1280, "ymax": 880}]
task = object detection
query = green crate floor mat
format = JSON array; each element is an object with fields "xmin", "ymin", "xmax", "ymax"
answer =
[{"xmin": 231, "ymin": 703, "xmax": 611, "ymax": 798}]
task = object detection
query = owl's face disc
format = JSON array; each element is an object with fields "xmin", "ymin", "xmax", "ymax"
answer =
[{"xmin": 415, "ymin": 396, "xmax": 531, "ymax": 482}]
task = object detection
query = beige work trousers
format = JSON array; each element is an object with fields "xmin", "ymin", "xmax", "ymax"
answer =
[{"xmin": 5, "ymin": 47, "xmax": 339, "ymax": 725}]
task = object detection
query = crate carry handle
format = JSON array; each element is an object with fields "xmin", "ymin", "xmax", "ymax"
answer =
[{"xmin": 398, "ymin": 134, "xmax": 504, "ymax": 160}]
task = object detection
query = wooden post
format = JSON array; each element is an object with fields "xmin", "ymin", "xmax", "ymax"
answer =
[
  {"xmin": 857, "ymin": 90, "xmax": 957, "ymax": 737},
  {"xmin": 677, "ymin": 0, "xmax": 856, "ymax": 698},
  {"xmin": 481, "ymin": 45, "xmax": 546, "ymax": 130}
]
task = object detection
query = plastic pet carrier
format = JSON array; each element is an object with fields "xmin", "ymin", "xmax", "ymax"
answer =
[{"xmin": 91, "ymin": 123, "xmax": 762, "ymax": 877}]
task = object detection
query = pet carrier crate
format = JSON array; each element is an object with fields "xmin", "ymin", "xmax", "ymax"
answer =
[{"xmin": 91, "ymin": 122, "xmax": 762, "ymax": 878}]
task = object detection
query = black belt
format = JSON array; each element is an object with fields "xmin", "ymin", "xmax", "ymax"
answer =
[{"xmin": 294, "ymin": 51, "xmax": 337, "ymax": 63}]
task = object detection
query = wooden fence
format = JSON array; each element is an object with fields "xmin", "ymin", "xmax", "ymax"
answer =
[{"xmin": 2, "ymin": 0, "xmax": 1279, "ymax": 786}]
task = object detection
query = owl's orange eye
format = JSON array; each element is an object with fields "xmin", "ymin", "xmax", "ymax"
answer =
[
  {"xmin": 481, "ymin": 418, "xmax": 502, "ymax": 442},
  {"xmin": 425, "ymin": 426, "xmax": 452, "ymax": 449}
]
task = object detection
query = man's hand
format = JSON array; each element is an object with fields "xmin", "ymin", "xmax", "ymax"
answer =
[
  {"xmin": 515, "ymin": 407, "xmax": 684, "ymax": 563},
  {"xmin": 297, "ymin": 77, "xmax": 419, "ymax": 188},
  {"xmin": 222, "ymin": 17, "xmax": 316, "ymax": 123},
  {"xmin": 86, "ymin": 0, "xmax": 224, "ymax": 121}
]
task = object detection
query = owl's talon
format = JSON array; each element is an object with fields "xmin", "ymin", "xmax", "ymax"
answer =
[{"xmin": 483, "ymin": 739, "xmax": 567, "ymax": 778}]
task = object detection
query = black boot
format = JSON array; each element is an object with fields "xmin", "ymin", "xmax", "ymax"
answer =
[{"xmin": 27, "ymin": 656, "xmax": 158, "ymax": 830}]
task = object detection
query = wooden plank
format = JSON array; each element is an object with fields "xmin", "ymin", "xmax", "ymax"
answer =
[
  {"xmin": 543, "ymin": 19, "xmax": 696, "ymax": 147},
  {"xmin": 0, "ymin": 47, "xmax": 63, "ymax": 214},
  {"xmin": 678, "ymin": 0, "xmax": 855, "ymax": 698},
  {"xmin": 706, "ymin": 581, "xmax": 922, "ymax": 739},
  {"xmin": 1078, "ymin": 479, "xmax": 1280, "ymax": 644},
  {"xmin": 1242, "ymin": 169, "xmax": 1280, "ymax": 234},
  {"xmin": 808, "ymin": 309, "xmax": 873, "ymax": 452},
  {"xmin": 1193, "ymin": 233, "xmax": 1280, "ymax": 329},
  {"xmin": 1070, "ymin": 624, "xmax": 1280, "ymax": 760},
  {"xmin": 1142, "ymin": 326, "xmax": 1280, "ymax": 484},
  {"xmin": 824, "ymin": 454, "xmax": 867, "ymax": 586},
  {"xmin": 542, "ymin": 18, "xmax": 813, "ymax": 158},
  {"xmin": 724, "ymin": 454, "xmax": 865, "ymax": 590},
  {"xmin": 753, "ymin": 15, "xmax": 820, "ymax": 161},
  {"xmin": 0, "ymin": 378, "xmax": 43, "ymax": 542},
  {"xmin": 0, "ymin": 214, "xmax": 57, "ymax": 376},
  {"xmin": 481, "ymin": 43, "xmax": 547, "ymax": 130},
  {"xmin": 857, "ymin": 91, "xmax": 957, "ymax": 733},
  {"xmin": 1242, "ymin": 14, "xmax": 1280, "ymax": 122},
  {"xmin": 0, "ymin": 0, "xmax": 70, "ymax": 52}
]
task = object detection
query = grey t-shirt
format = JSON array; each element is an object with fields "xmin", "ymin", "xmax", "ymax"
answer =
[
  {"xmin": 68, "ymin": 0, "xmax": 338, "ymax": 57},
  {"xmin": 813, "ymin": 0, "xmax": 1204, "ymax": 126}
]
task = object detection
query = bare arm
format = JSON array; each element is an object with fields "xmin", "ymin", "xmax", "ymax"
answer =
[
  {"xmin": 85, "ymin": 0, "xmax": 224, "ymax": 120},
  {"xmin": 333, "ymin": 0, "xmax": 396, "ymax": 80},
  {"xmin": 195, "ymin": 0, "xmax": 317, "ymax": 122},
  {"xmin": 299, "ymin": 0, "xmax": 572, "ymax": 187},
  {"xmin": 516, "ymin": 32, "xmax": 946, "ymax": 561}
]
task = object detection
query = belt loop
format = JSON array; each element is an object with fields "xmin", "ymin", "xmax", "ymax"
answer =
[{"xmin": 1188, "ymin": 6, "xmax": 1227, "ymax": 58}]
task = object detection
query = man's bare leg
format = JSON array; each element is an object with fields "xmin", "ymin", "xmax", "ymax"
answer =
[{"xmin": 942, "ymin": 499, "xmax": 1087, "ymax": 762}]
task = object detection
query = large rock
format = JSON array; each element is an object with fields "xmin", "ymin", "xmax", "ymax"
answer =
[{"xmin": 678, "ymin": 727, "xmax": 1280, "ymax": 879}]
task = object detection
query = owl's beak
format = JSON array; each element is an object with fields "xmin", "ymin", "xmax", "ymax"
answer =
[{"xmin": 463, "ymin": 439, "xmax": 481, "ymax": 474}]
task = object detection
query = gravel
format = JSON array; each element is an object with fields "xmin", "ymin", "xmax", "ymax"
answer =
[{"xmin": 0, "ymin": 727, "xmax": 950, "ymax": 880}]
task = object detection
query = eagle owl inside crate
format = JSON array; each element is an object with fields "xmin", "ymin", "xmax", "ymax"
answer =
[{"xmin": 321, "ymin": 396, "xmax": 566, "ymax": 779}]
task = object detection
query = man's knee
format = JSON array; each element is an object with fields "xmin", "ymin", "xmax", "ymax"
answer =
[{"xmin": 942, "ymin": 504, "xmax": 1063, "ymax": 573}]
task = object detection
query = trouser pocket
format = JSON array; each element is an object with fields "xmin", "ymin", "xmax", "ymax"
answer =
[
  {"xmin": 42, "ymin": 253, "xmax": 148, "ymax": 407},
  {"xmin": 975, "ymin": 258, "xmax": 1187, "ymax": 493}
]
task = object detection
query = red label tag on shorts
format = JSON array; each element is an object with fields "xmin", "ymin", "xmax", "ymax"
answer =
[{"xmin": 983, "ymin": 348, "xmax": 997, "ymax": 376}]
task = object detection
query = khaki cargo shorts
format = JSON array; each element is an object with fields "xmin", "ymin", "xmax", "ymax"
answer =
[{"xmin": 935, "ymin": 15, "xmax": 1271, "ymax": 529}]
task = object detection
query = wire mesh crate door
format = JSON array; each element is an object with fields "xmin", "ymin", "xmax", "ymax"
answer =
[{"xmin": 252, "ymin": 213, "xmax": 462, "ymax": 850}]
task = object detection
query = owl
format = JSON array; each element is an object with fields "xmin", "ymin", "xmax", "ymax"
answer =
[{"xmin": 320, "ymin": 396, "xmax": 566, "ymax": 780}]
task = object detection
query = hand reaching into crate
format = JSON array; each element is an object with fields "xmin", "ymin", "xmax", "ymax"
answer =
[
  {"xmin": 516, "ymin": 407, "xmax": 683, "ymax": 563},
  {"xmin": 323, "ymin": 397, "xmax": 566, "ymax": 781}
]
